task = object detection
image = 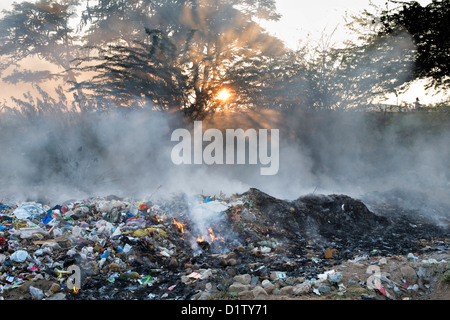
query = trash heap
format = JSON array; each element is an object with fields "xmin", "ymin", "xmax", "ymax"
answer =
[{"xmin": 0, "ymin": 189, "xmax": 448, "ymax": 300}]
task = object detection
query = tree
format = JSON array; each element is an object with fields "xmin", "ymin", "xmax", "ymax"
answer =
[
  {"xmin": 369, "ymin": 0, "xmax": 450, "ymax": 90},
  {"xmin": 0, "ymin": 0, "xmax": 80, "ymax": 84},
  {"xmin": 290, "ymin": 3, "xmax": 419, "ymax": 110},
  {"xmin": 71, "ymin": 28, "xmax": 189, "ymax": 113},
  {"xmin": 0, "ymin": 0, "xmax": 92, "ymax": 112},
  {"xmin": 72, "ymin": 0, "xmax": 289, "ymax": 118}
]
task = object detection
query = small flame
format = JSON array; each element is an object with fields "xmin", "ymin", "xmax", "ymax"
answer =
[
  {"xmin": 196, "ymin": 228, "xmax": 224, "ymax": 244},
  {"xmin": 173, "ymin": 218, "xmax": 186, "ymax": 239},
  {"xmin": 208, "ymin": 227, "xmax": 224, "ymax": 243},
  {"xmin": 73, "ymin": 286, "xmax": 79, "ymax": 294},
  {"xmin": 155, "ymin": 215, "xmax": 164, "ymax": 223}
]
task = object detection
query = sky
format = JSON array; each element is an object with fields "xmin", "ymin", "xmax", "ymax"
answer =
[
  {"xmin": 0, "ymin": 0, "xmax": 445, "ymax": 105},
  {"xmin": 0, "ymin": 0, "xmax": 434, "ymax": 48},
  {"xmin": 262, "ymin": 0, "xmax": 434, "ymax": 49}
]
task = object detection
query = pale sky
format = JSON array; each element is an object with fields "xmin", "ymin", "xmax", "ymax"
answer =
[
  {"xmin": 261, "ymin": 0, "xmax": 434, "ymax": 50},
  {"xmin": 0, "ymin": 0, "xmax": 444, "ymax": 104},
  {"xmin": 0, "ymin": 0, "xmax": 434, "ymax": 45}
]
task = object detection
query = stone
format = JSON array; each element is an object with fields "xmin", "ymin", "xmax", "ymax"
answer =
[
  {"xmin": 293, "ymin": 281, "xmax": 312, "ymax": 295},
  {"xmin": 121, "ymin": 271, "xmax": 140, "ymax": 280},
  {"xmin": 234, "ymin": 274, "xmax": 252, "ymax": 285},
  {"xmin": 226, "ymin": 267, "xmax": 237, "ymax": 276},
  {"xmin": 49, "ymin": 283, "xmax": 61, "ymax": 294},
  {"xmin": 401, "ymin": 266, "xmax": 418, "ymax": 285},
  {"xmin": 197, "ymin": 291, "xmax": 212, "ymax": 300},
  {"xmin": 226, "ymin": 252, "xmax": 237, "ymax": 259},
  {"xmin": 278, "ymin": 286, "xmax": 294, "ymax": 296},
  {"xmin": 238, "ymin": 290, "xmax": 254, "ymax": 300},
  {"xmin": 168, "ymin": 257, "xmax": 179, "ymax": 269},
  {"xmin": 263, "ymin": 283, "xmax": 276, "ymax": 294},
  {"xmin": 325, "ymin": 248, "xmax": 333, "ymax": 259},
  {"xmin": 227, "ymin": 258, "xmax": 237, "ymax": 266},
  {"xmin": 253, "ymin": 286, "xmax": 269, "ymax": 299},
  {"xmin": 229, "ymin": 283, "xmax": 249, "ymax": 293}
]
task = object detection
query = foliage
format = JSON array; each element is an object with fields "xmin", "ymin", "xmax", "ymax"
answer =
[
  {"xmin": 72, "ymin": 0, "xmax": 288, "ymax": 118},
  {"xmin": 371, "ymin": 0, "xmax": 450, "ymax": 90},
  {"xmin": 0, "ymin": 0, "xmax": 447, "ymax": 116}
]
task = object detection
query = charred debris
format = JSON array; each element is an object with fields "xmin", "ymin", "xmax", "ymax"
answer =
[{"xmin": 0, "ymin": 188, "xmax": 448, "ymax": 300}]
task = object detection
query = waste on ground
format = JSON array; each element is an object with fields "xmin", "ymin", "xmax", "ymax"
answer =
[{"xmin": 0, "ymin": 188, "xmax": 448, "ymax": 300}]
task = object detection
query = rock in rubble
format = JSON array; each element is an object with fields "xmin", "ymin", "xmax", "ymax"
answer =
[
  {"xmin": 293, "ymin": 281, "xmax": 312, "ymax": 295},
  {"xmin": 233, "ymin": 274, "xmax": 252, "ymax": 285},
  {"xmin": 400, "ymin": 266, "xmax": 418, "ymax": 285},
  {"xmin": 253, "ymin": 286, "xmax": 269, "ymax": 299},
  {"xmin": 229, "ymin": 283, "xmax": 249, "ymax": 293}
]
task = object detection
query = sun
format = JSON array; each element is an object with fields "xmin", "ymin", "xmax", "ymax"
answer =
[{"xmin": 216, "ymin": 88, "xmax": 232, "ymax": 102}]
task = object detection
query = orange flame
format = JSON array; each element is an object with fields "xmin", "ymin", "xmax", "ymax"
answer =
[
  {"xmin": 197, "ymin": 227, "xmax": 224, "ymax": 244},
  {"xmin": 208, "ymin": 227, "xmax": 224, "ymax": 243},
  {"xmin": 73, "ymin": 287, "xmax": 79, "ymax": 294},
  {"xmin": 155, "ymin": 215, "xmax": 164, "ymax": 223},
  {"xmin": 173, "ymin": 218, "xmax": 186, "ymax": 240}
]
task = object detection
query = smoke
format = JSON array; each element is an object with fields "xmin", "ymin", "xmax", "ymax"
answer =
[
  {"xmin": 0, "ymin": 106, "xmax": 448, "ymax": 206},
  {"xmin": 0, "ymin": 1, "xmax": 448, "ymax": 229}
]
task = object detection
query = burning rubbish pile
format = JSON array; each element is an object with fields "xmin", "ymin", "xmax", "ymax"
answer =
[{"xmin": 0, "ymin": 188, "xmax": 448, "ymax": 300}]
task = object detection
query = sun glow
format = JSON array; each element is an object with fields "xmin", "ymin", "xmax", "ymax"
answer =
[{"xmin": 216, "ymin": 88, "xmax": 232, "ymax": 102}]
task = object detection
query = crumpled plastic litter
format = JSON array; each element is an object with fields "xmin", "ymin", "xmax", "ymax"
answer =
[
  {"xmin": 13, "ymin": 203, "xmax": 45, "ymax": 220},
  {"xmin": 10, "ymin": 250, "xmax": 29, "ymax": 263}
]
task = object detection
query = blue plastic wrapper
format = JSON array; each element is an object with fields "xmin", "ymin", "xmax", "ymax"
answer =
[{"xmin": 41, "ymin": 210, "xmax": 53, "ymax": 224}]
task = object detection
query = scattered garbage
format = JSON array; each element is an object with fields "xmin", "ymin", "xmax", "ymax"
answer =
[{"xmin": 0, "ymin": 188, "xmax": 448, "ymax": 300}]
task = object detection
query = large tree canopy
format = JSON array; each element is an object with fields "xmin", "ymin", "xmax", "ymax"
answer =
[
  {"xmin": 0, "ymin": 0, "xmax": 447, "ymax": 116},
  {"xmin": 374, "ymin": 0, "xmax": 450, "ymax": 89},
  {"xmin": 0, "ymin": 0, "xmax": 80, "ymax": 82},
  {"xmin": 71, "ymin": 0, "xmax": 289, "ymax": 118}
]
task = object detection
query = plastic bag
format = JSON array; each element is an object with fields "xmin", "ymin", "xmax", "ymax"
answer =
[
  {"xmin": 11, "ymin": 250, "xmax": 29, "ymax": 262},
  {"xmin": 13, "ymin": 203, "xmax": 45, "ymax": 220}
]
